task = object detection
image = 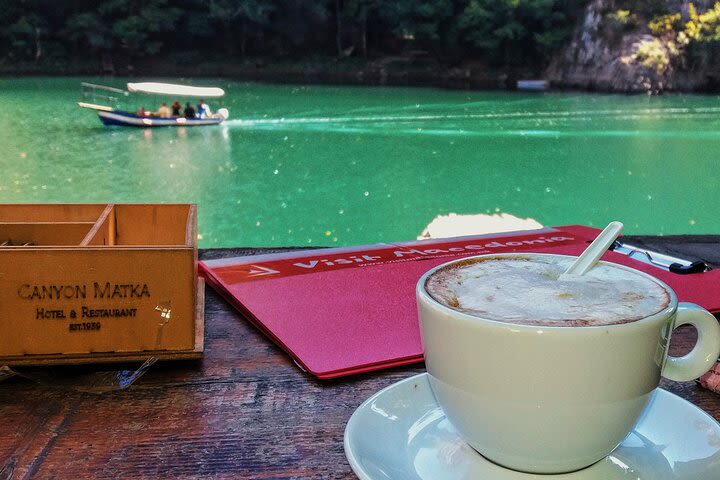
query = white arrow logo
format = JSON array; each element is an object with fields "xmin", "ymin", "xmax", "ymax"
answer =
[{"xmin": 246, "ymin": 265, "xmax": 280, "ymax": 277}]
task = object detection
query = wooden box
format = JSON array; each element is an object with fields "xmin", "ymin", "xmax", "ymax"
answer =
[{"xmin": 0, "ymin": 203, "xmax": 203, "ymax": 365}]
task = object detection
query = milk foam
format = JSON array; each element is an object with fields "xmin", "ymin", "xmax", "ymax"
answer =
[{"xmin": 425, "ymin": 256, "xmax": 670, "ymax": 326}]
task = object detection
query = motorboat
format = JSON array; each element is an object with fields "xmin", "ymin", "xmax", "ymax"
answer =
[{"xmin": 78, "ymin": 82, "xmax": 229, "ymax": 127}]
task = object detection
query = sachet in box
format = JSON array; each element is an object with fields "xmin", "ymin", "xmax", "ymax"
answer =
[{"xmin": 0, "ymin": 204, "xmax": 203, "ymax": 366}]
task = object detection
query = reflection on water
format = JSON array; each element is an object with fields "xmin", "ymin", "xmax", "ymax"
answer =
[
  {"xmin": 418, "ymin": 212, "xmax": 543, "ymax": 239},
  {"xmin": 1, "ymin": 77, "xmax": 719, "ymax": 247}
]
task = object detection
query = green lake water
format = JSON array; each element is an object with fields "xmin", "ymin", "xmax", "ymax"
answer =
[{"xmin": 1, "ymin": 77, "xmax": 719, "ymax": 247}]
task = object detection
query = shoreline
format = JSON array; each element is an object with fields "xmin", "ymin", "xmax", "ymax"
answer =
[
  {"xmin": 3, "ymin": 56, "xmax": 720, "ymax": 95},
  {"xmin": 0, "ymin": 57, "xmax": 507, "ymax": 91}
]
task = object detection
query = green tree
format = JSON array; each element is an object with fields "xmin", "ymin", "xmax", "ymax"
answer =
[
  {"xmin": 4, "ymin": 13, "xmax": 49, "ymax": 62},
  {"xmin": 345, "ymin": 0, "xmax": 383, "ymax": 57},
  {"xmin": 208, "ymin": 0, "xmax": 274, "ymax": 57},
  {"xmin": 267, "ymin": 0, "xmax": 331, "ymax": 55},
  {"xmin": 99, "ymin": 0, "xmax": 183, "ymax": 57},
  {"xmin": 678, "ymin": 2, "xmax": 720, "ymax": 72},
  {"xmin": 380, "ymin": 0, "xmax": 455, "ymax": 51},
  {"xmin": 453, "ymin": 0, "xmax": 580, "ymax": 68},
  {"xmin": 62, "ymin": 13, "xmax": 113, "ymax": 54}
]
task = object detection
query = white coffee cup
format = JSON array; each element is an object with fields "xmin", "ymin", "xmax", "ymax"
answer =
[{"xmin": 417, "ymin": 253, "xmax": 720, "ymax": 474}]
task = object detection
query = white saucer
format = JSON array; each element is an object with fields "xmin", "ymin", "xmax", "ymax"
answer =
[{"xmin": 344, "ymin": 373, "xmax": 720, "ymax": 479}]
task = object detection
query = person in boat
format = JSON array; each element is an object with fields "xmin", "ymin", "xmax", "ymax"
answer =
[
  {"xmin": 156, "ymin": 103, "xmax": 171, "ymax": 118},
  {"xmin": 137, "ymin": 106, "xmax": 147, "ymax": 116},
  {"xmin": 184, "ymin": 102, "xmax": 196, "ymax": 118},
  {"xmin": 197, "ymin": 99, "xmax": 212, "ymax": 119},
  {"xmin": 171, "ymin": 100, "xmax": 182, "ymax": 116}
]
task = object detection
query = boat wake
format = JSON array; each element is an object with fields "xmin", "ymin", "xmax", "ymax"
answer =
[{"xmin": 223, "ymin": 106, "xmax": 720, "ymax": 138}]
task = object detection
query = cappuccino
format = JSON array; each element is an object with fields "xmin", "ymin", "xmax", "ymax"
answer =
[
  {"xmin": 425, "ymin": 255, "xmax": 670, "ymax": 326},
  {"xmin": 418, "ymin": 252, "xmax": 720, "ymax": 473}
]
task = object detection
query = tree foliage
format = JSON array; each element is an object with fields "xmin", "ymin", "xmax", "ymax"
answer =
[
  {"xmin": 0, "ymin": 0, "xmax": 588, "ymax": 72},
  {"xmin": 635, "ymin": 2, "xmax": 720, "ymax": 72},
  {"xmin": 451, "ymin": 0, "xmax": 581, "ymax": 66}
]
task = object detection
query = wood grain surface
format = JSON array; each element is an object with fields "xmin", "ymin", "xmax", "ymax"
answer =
[{"xmin": 1, "ymin": 237, "xmax": 718, "ymax": 479}]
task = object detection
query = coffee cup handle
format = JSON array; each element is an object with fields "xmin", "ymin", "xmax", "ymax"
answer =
[{"xmin": 662, "ymin": 302, "xmax": 720, "ymax": 382}]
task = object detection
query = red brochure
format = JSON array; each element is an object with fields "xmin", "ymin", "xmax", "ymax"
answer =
[{"xmin": 199, "ymin": 226, "xmax": 720, "ymax": 379}]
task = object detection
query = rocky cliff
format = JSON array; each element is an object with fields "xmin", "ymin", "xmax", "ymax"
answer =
[{"xmin": 547, "ymin": 0, "xmax": 719, "ymax": 93}]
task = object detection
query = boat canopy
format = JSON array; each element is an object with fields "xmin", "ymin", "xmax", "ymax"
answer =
[{"xmin": 127, "ymin": 82, "xmax": 225, "ymax": 98}]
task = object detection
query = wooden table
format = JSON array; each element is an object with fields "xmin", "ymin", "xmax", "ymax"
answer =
[{"xmin": 1, "ymin": 236, "xmax": 719, "ymax": 479}]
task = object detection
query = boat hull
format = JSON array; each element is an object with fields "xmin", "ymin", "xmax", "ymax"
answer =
[{"xmin": 97, "ymin": 110, "xmax": 224, "ymax": 127}]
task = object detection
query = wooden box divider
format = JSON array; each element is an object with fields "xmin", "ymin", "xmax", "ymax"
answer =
[{"xmin": 80, "ymin": 204, "xmax": 115, "ymax": 246}]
